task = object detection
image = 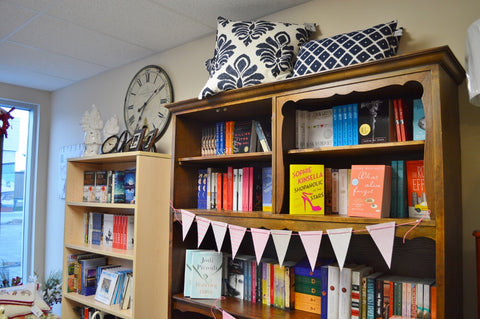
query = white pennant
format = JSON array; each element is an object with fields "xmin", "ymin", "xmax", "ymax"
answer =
[
  {"xmin": 228, "ymin": 224, "xmax": 247, "ymax": 260},
  {"xmin": 211, "ymin": 221, "xmax": 228, "ymax": 252},
  {"xmin": 196, "ymin": 216, "xmax": 211, "ymax": 248},
  {"xmin": 222, "ymin": 310, "xmax": 236, "ymax": 319},
  {"xmin": 298, "ymin": 230, "xmax": 323, "ymax": 271},
  {"xmin": 271, "ymin": 230, "xmax": 292, "ymax": 266},
  {"xmin": 181, "ymin": 209, "xmax": 195, "ymax": 241},
  {"xmin": 250, "ymin": 228, "xmax": 271, "ymax": 265},
  {"xmin": 366, "ymin": 222, "xmax": 396, "ymax": 268},
  {"xmin": 327, "ymin": 228, "xmax": 352, "ymax": 271}
]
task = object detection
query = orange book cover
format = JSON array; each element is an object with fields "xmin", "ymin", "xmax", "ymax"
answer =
[
  {"xmin": 406, "ymin": 160, "xmax": 429, "ymax": 218},
  {"xmin": 289, "ymin": 164, "xmax": 324, "ymax": 215},
  {"xmin": 227, "ymin": 166, "xmax": 234, "ymax": 210},
  {"xmin": 222, "ymin": 172, "xmax": 228, "ymax": 210},
  {"xmin": 348, "ymin": 165, "xmax": 392, "ymax": 218},
  {"xmin": 430, "ymin": 284, "xmax": 437, "ymax": 319},
  {"xmin": 393, "ymin": 99, "xmax": 402, "ymax": 142}
]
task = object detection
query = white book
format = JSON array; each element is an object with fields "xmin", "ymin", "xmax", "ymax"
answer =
[
  {"xmin": 338, "ymin": 264, "xmax": 360, "ymax": 319},
  {"xmin": 103, "ymin": 214, "xmax": 114, "ymax": 247},
  {"xmin": 233, "ymin": 168, "xmax": 238, "ymax": 211},
  {"xmin": 328, "ymin": 264, "xmax": 340, "ymax": 319},
  {"xmin": 238, "ymin": 169, "xmax": 243, "ymax": 211},
  {"xmin": 95, "ymin": 270, "xmax": 119, "ymax": 305},
  {"xmin": 338, "ymin": 168, "xmax": 349, "ymax": 216},
  {"xmin": 309, "ymin": 108, "xmax": 333, "ymax": 148},
  {"xmin": 126, "ymin": 215, "xmax": 134, "ymax": 250},
  {"xmin": 351, "ymin": 266, "xmax": 373, "ymax": 319}
]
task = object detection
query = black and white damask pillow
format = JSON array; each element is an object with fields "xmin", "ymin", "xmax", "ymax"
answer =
[
  {"xmin": 199, "ymin": 17, "xmax": 311, "ymax": 99},
  {"xmin": 292, "ymin": 21, "xmax": 403, "ymax": 77}
]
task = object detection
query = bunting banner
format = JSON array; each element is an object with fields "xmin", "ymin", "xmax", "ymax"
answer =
[
  {"xmin": 250, "ymin": 228, "xmax": 271, "ymax": 265},
  {"xmin": 366, "ymin": 222, "xmax": 396, "ymax": 268},
  {"xmin": 298, "ymin": 230, "xmax": 323, "ymax": 271},
  {"xmin": 181, "ymin": 209, "xmax": 195, "ymax": 241},
  {"xmin": 228, "ymin": 224, "xmax": 247, "ymax": 260},
  {"xmin": 222, "ymin": 310, "xmax": 236, "ymax": 319},
  {"xmin": 211, "ymin": 221, "xmax": 228, "ymax": 252},
  {"xmin": 327, "ymin": 228, "xmax": 352, "ymax": 271},
  {"xmin": 196, "ymin": 216, "xmax": 211, "ymax": 248},
  {"xmin": 271, "ymin": 230, "xmax": 292, "ymax": 266}
]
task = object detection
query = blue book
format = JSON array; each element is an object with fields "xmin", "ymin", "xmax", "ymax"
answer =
[
  {"xmin": 390, "ymin": 160, "xmax": 398, "ymax": 218},
  {"xmin": 79, "ymin": 256, "xmax": 107, "ymax": 296},
  {"xmin": 197, "ymin": 169, "xmax": 208, "ymax": 209},
  {"xmin": 397, "ymin": 160, "xmax": 407, "ymax": 218},
  {"xmin": 184, "ymin": 249, "xmax": 194, "ymax": 297},
  {"xmin": 352, "ymin": 103, "xmax": 359, "ymax": 145},
  {"xmin": 347, "ymin": 104, "xmax": 354, "ymax": 145},
  {"xmin": 262, "ymin": 167, "xmax": 272, "ymax": 212},
  {"xmin": 190, "ymin": 250, "xmax": 223, "ymax": 299},
  {"xmin": 320, "ymin": 264, "xmax": 330, "ymax": 319},
  {"xmin": 293, "ymin": 257, "xmax": 334, "ymax": 278},
  {"xmin": 365, "ymin": 272, "xmax": 383, "ymax": 319},
  {"xmin": 124, "ymin": 168, "xmax": 136, "ymax": 204},
  {"xmin": 113, "ymin": 171, "xmax": 125, "ymax": 203},
  {"xmin": 332, "ymin": 106, "xmax": 339, "ymax": 146},
  {"xmin": 413, "ymin": 99, "xmax": 426, "ymax": 140},
  {"xmin": 90, "ymin": 212, "xmax": 103, "ymax": 245},
  {"xmin": 342, "ymin": 104, "xmax": 348, "ymax": 146}
]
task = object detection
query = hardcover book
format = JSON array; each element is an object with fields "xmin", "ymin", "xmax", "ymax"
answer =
[
  {"xmin": 90, "ymin": 212, "xmax": 103, "ymax": 246},
  {"xmin": 233, "ymin": 120, "xmax": 255, "ymax": 153},
  {"xmin": 348, "ymin": 165, "xmax": 392, "ymax": 218},
  {"xmin": 124, "ymin": 168, "xmax": 136, "ymax": 204},
  {"xmin": 406, "ymin": 160, "xmax": 429, "ymax": 218},
  {"xmin": 412, "ymin": 99, "xmax": 426, "ymax": 141},
  {"xmin": 308, "ymin": 108, "xmax": 333, "ymax": 148},
  {"xmin": 289, "ymin": 164, "xmax": 325, "ymax": 215},
  {"xmin": 190, "ymin": 250, "xmax": 223, "ymax": 299},
  {"xmin": 94, "ymin": 170, "xmax": 108, "ymax": 203},
  {"xmin": 83, "ymin": 170, "xmax": 95, "ymax": 202},
  {"xmin": 358, "ymin": 100, "xmax": 395, "ymax": 144}
]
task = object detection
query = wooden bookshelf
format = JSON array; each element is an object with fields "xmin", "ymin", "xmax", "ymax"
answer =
[
  {"xmin": 166, "ymin": 46, "xmax": 464, "ymax": 319},
  {"xmin": 61, "ymin": 151, "xmax": 171, "ymax": 319}
]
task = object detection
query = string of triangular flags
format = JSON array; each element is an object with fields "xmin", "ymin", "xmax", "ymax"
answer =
[{"xmin": 174, "ymin": 206, "xmax": 428, "ymax": 319}]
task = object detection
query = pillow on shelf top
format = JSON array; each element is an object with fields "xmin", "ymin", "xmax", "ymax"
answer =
[
  {"xmin": 199, "ymin": 16, "xmax": 312, "ymax": 99},
  {"xmin": 292, "ymin": 20, "xmax": 403, "ymax": 77}
]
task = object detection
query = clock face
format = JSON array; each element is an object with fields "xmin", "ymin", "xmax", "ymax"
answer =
[
  {"xmin": 101, "ymin": 135, "xmax": 119, "ymax": 154},
  {"xmin": 124, "ymin": 65, "xmax": 173, "ymax": 141}
]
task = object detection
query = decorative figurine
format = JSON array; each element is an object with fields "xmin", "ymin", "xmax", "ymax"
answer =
[{"xmin": 81, "ymin": 104, "xmax": 104, "ymax": 156}]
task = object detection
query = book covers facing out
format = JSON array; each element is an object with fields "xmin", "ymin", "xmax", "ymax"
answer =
[
  {"xmin": 348, "ymin": 165, "xmax": 392, "ymax": 218},
  {"xmin": 290, "ymin": 165, "xmax": 324, "ymax": 215},
  {"xmin": 358, "ymin": 100, "xmax": 395, "ymax": 144},
  {"xmin": 184, "ymin": 250, "xmax": 223, "ymax": 299},
  {"xmin": 406, "ymin": 160, "xmax": 428, "ymax": 219}
]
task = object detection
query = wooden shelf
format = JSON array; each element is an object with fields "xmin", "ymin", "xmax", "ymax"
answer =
[{"xmin": 63, "ymin": 293, "xmax": 132, "ymax": 319}]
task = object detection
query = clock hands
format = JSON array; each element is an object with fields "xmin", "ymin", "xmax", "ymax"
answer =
[{"xmin": 136, "ymin": 83, "xmax": 165, "ymax": 130}]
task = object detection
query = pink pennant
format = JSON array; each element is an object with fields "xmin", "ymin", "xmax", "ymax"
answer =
[
  {"xmin": 181, "ymin": 209, "xmax": 195, "ymax": 241},
  {"xmin": 366, "ymin": 222, "xmax": 396, "ymax": 268},
  {"xmin": 251, "ymin": 228, "xmax": 271, "ymax": 265},
  {"xmin": 211, "ymin": 221, "xmax": 228, "ymax": 252},
  {"xmin": 298, "ymin": 230, "xmax": 323, "ymax": 271},
  {"xmin": 271, "ymin": 230, "xmax": 292, "ymax": 266},
  {"xmin": 196, "ymin": 216, "xmax": 211, "ymax": 248},
  {"xmin": 222, "ymin": 310, "xmax": 236, "ymax": 319},
  {"xmin": 228, "ymin": 224, "xmax": 247, "ymax": 260},
  {"xmin": 327, "ymin": 228, "xmax": 352, "ymax": 271}
]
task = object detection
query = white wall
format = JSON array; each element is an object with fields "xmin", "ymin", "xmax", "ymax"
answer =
[
  {"xmin": 0, "ymin": 82, "xmax": 51, "ymax": 284},
  {"xmin": 45, "ymin": 0, "xmax": 480, "ymax": 316}
]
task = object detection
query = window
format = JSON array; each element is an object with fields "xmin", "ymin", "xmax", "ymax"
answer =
[{"xmin": 0, "ymin": 99, "xmax": 37, "ymax": 285}]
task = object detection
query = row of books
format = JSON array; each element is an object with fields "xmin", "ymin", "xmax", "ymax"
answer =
[
  {"xmin": 201, "ymin": 119, "xmax": 272, "ymax": 156},
  {"xmin": 197, "ymin": 166, "xmax": 272, "ymax": 212},
  {"xmin": 77, "ymin": 306, "xmax": 123, "ymax": 319},
  {"xmin": 295, "ymin": 98, "xmax": 425, "ymax": 149},
  {"xmin": 83, "ymin": 212, "xmax": 134, "ymax": 250},
  {"xmin": 289, "ymin": 160, "xmax": 427, "ymax": 219},
  {"xmin": 95, "ymin": 266, "xmax": 133, "ymax": 309},
  {"xmin": 83, "ymin": 169, "xmax": 136, "ymax": 204}
]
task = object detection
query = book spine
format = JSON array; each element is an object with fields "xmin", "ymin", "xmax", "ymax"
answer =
[
  {"xmin": 216, "ymin": 173, "xmax": 223, "ymax": 211},
  {"xmin": 374, "ymin": 277, "xmax": 383, "ymax": 319},
  {"xmin": 321, "ymin": 265, "xmax": 329, "ymax": 319},
  {"xmin": 352, "ymin": 104, "xmax": 359, "ymax": 145},
  {"xmin": 338, "ymin": 168, "xmax": 348, "ymax": 216}
]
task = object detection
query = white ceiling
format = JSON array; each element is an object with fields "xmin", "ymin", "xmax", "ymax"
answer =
[{"xmin": 0, "ymin": 0, "xmax": 309, "ymax": 92}]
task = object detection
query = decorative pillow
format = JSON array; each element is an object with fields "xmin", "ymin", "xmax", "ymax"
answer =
[
  {"xmin": 292, "ymin": 21, "xmax": 403, "ymax": 77},
  {"xmin": 199, "ymin": 16, "xmax": 312, "ymax": 99}
]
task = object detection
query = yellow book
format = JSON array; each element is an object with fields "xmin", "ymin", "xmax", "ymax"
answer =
[{"xmin": 289, "ymin": 164, "xmax": 325, "ymax": 214}]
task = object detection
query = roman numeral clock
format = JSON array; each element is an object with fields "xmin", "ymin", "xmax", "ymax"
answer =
[{"xmin": 123, "ymin": 65, "xmax": 173, "ymax": 150}]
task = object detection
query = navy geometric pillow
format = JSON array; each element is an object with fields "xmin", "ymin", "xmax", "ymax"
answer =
[
  {"xmin": 293, "ymin": 21, "xmax": 403, "ymax": 77},
  {"xmin": 199, "ymin": 16, "xmax": 311, "ymax": 99}
]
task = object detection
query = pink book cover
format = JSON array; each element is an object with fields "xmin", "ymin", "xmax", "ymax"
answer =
[
  {"xmin": 348, "ymin": 165, "xmax": 392, "ymax": 218},
  {"xmin": 242, "ymin": 167, "xmax": 249, "ymax": 211},
  {"xmin": 248, "ymin": 167, "xmax": 254, "ymax": 212}
]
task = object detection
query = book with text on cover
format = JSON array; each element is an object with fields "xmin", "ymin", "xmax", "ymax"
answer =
[
  {"xmin": 406, "ymin": 160, "xmax": 429, "ymax": 219},
  {"xmin": 190, "ymin": 250, "xmax": 223, "ymax": 299},
  {"xmin": 289, "ymin": 164, "xmax": 324, "ymax": 215},
  {"xmin": 348, "ymin": 165, "xmax": 392, "ymax": 218}
]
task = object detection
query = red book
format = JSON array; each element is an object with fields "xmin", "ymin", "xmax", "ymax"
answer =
[
  {"xmin": 270, "ymin": 263, "xmax": 275, "ymax": 306},
  {"xmin": 431, "ymin": 284, "xmax": 437, "ymax": 319},
  {"xmin": 113, "ymin": 215, "xmax": 118, "ymax": 249},
  {"xmin": 393, "ymin": 99, "xmax": 402, "ymax": 141},
  {"xmin": 397, "ymin": 99, "xmax": 406, "ymax": 141},
  {"xmin": 248, "ymin": 167, "xmax": 254, "ymax": 212},
  {"xmin": 216, "ymin": 173, "xmax": 223, "ymax": 211},
  {"xmin": 222, "ymin": 173, "xmax": 228, "ymax": 211},
  {"xmin": 348, "ymin": 165, "xmax": 392, "ymax": 218},
  {"xmin": 406, "ymin": 160, "xmax": 428, "ymax": 218},
  {"xmin": 242, "ymin": 167, "xmax": 249, "ymax": 211},
  {"xmin": 227, "ymin": 167, "xmax": 234, "ymax": 210}
]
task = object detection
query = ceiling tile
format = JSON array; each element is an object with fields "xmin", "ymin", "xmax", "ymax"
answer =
[
  {"xmin": 0, "ymin": 63, "xmax": 74, "ymax": 91},
  {"xmin": 45, "ymin": 0, "xmax": 215, "ymax": 52},
  {"xmin": 4, "ymin": 0, "xmax": 57, "ymax": 12},
  {"xmin": 0, "ymin": 2, "xmax": 37, "ymax": 39},
  {"xmin": 9, "ymin": 14, "xmax": 154, "ymax": 68},
  {"xmin": 0, "ymin": 41, "xmax": 108, "ymax": 81}
]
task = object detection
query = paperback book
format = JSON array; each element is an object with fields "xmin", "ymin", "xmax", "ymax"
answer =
[{"xmin": 289, "ymin": 164, "xmax": 325, "ymax": 215}]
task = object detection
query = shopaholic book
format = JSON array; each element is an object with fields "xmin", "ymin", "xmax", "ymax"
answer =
[
  {"xmin": 190, "ymin": 250, "xmax": 223, "ymax": 299},
  {"xmin": 348, "ymin": 165, "xmax": 392, "ymax": 218},
  {"xmin": 289, "ymin": 164, "xmax": 324, "ymax": 215}
]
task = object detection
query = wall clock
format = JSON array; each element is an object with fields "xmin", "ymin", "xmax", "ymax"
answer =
[{"xmin": 124, "ymin": 65, "xmax": 173, "ymax": 142}]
